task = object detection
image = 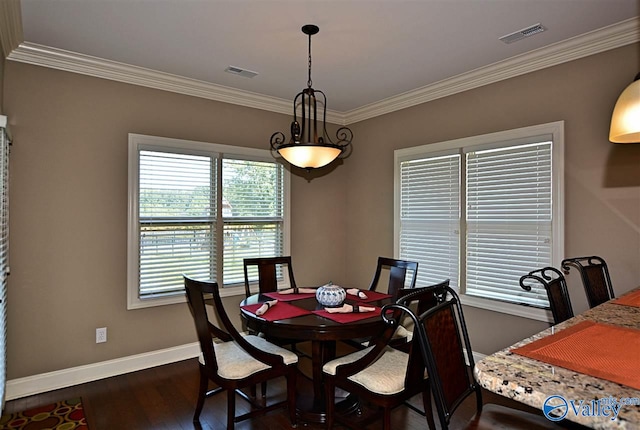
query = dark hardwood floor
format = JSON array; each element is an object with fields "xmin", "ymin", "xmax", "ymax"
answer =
[{"xmin": 3, "ymin": 357, "xmax": 583, "ymax": 430}]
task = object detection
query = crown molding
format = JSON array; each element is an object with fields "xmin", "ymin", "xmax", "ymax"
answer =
[
  {"xmin": 7, "ymin": 42, "xmax": 347, "ymax": 125},
  {"xmin": 5, "ymin": 17, "xmax": 639, "ymax": 126},
  {"xmin": 0, "ymin": 0, "xmax": 23, "ymax": 58},
  {"xmin": 344, "ymin": 17, "xmax": 640, "ymax": 124}
]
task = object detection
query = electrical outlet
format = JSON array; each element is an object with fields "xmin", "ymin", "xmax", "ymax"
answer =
[{"xmin": 96, "ymin": 327, "xmax": 107, "ymax": 343}]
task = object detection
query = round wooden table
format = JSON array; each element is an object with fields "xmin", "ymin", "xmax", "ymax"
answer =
[{"xmin": 240, "ymin": 293, "xmax": 390, "ymax": 423}]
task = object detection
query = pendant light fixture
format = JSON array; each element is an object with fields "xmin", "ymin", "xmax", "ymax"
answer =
[
  {"xmin": 610, "ymin": 73, "xmax": 640, "ymax": 143},
  {"xmin": 270, "ymin": 25, "xmax": 353, "ymax": 169}
]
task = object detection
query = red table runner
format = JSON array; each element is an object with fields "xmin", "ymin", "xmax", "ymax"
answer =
[
  {"xmin": 241, "ymin": 302, "xmax": 312, "ymax": 322},
  {"xmin": 512, "ymin": 320, "xmax": 640, "ymax": 390},
  {"xmin": 612, "ymin": 289, "xmax": 640, "ymax": 308},
  {"xmin": 262, "ymin": 291, "xmax": 317, "ymax": 302},
  {"xmin": 313, "ymin": 307, "xmax": 382, "ymax": 323}
]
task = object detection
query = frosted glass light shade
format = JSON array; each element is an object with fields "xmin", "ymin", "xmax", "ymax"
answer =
[
  {"xmin": 610, "ymin": 79, "xmax": 640, "ymax": 143},
  {"xmin": 278, "ymin": 145, "xmax": 342, "ymax": 169}
]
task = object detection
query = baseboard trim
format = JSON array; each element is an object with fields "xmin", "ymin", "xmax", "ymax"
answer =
[
  {"xmin": 5, "ymin": 342, "xmax": 201, "ymax": 400},
  {"xmin": 5, "ymin": 343, "xmax": 487, "ymax": 401}
]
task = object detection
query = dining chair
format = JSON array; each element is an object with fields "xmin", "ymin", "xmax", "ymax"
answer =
[
  {"xmin": 183, "ymin": 276, "xmax": 298, "ymax": 429},
  {"xmin": 391, "ymin": 279, "xmax": 451, "ymax": 352},
  {"xmin": 561, "ymin": 255, "xmax": 615, "ymax": 308},
  {"xmin": 393, "ymin": 283, "xmax": 557, "ymax": 430},
  {"xmin": 242, "ymin": 256, "xmax": 303, "ymax": 356},
  {"xmin": 322, "ymin": 301, "xmax": 434, "ymax": 430},
  {"xmin": 393, "ymin": 281, "xmax": 450, "ymax": 416},
  {"xmin": 243, "ymin": 256, "xmax": 297, "ymax": 298},
  {"xmin": 341, "ymin": 257, "xmax": 418, "ymax": 350},
  {"xmin": 368, "ymin": 256, "xmax": 418, "ymax": 300},
  {"xmin": 520, "ymin": 266, "xmax": 574, "ymax": 325}
]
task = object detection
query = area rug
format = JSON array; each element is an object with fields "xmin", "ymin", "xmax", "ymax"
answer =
[{"xmin": 0, "ymin": 397, "xmax": 88, "ymax": 429}]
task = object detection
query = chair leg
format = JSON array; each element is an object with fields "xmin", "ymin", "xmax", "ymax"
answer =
[
  {"xmin": 423, "ymin": 388, "xmax": 436, "ymax": 430},
  {"xmin": 324, "ymin": 378, "xmax": 336, "ymax": 429},
  {"xmin": 193, "ymin": 367, "xmax": 208, "ymax": 423},
  {"xmin": 287, "ymin": 368, "xmax": 298, "ymax": 428},
  {"xmin": 261, "ymin": 381, "xmax": 267, "ymax": 397},
  {"xmin": 227, "ymin": 388, "xmax": 236, "ymax": 430}
]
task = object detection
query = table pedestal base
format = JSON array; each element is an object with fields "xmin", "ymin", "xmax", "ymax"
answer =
[{"xmin": 294, "ymin": 369, "xmax": 359, "ymax": 423}]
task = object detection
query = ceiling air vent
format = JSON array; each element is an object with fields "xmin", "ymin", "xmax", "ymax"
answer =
[
  {"xmin": 224, "ymin": 66, "xmax": 258, "ymax": 78},
  {"xmin": 499, "ymin": 23, "xmax": 547, "ymax": 44}
]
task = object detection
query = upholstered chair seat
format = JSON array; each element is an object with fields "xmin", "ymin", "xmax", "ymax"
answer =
[
  {"xmin": 323, "ymin": 346, "xmax": 421, "ymax": 395},
  {"xmin": 199, "ymin": 335, "xmax": 298, "ymax": 380}
]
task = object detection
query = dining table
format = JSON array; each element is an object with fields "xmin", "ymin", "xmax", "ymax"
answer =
[
  {"xmin": 474, "ymin": 287, "xmax": 640, "ymax": 429},
  {"xmin": 239, "ymin": 287, "xmax": 392, "ymax": 423}
]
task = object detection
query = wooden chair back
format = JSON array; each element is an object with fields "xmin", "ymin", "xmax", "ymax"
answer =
[
  {"xmin": 395, "ymin": 280, "xmax": 450, "ymax": 388},
  {"xmin": 184, "ymin": 277, "xmax": 231, "ymax": 372},
  {"xmin": 243, "ymin": 256, "xmax": 297, "ymax": 298},
  {"xmin": 399, "ymin": 285, "xmax": 482, "ymax": 429},
  {"xmin": 397, "ymin": 279, "xmax": 450, "ymax": 316},
  {"xmin": 520, "ymin": 267, "xmax": 574, "ymax": 324},
  {"xmin": 368, "ymin": 256, "xmax": 418, "ymax": 300},
  {"xmin": 561, "ymin": 256, "xmax": 615, "ymax": 308}
]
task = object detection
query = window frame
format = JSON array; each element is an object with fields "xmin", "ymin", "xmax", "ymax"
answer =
[
  {"xmin": 394, "ymin": 121, "xmax": 564, "ymax": 322},
  {"xmin": 127, "ymin": 134, "xmax": 290, "ymax": 309}
]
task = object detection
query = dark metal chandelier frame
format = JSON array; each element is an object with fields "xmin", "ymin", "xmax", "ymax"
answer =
[{"xmin": 270, "ymin": 24, "xmax": 353, "ymax": 170}]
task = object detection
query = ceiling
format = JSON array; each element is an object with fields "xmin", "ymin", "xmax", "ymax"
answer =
[{"xmin": 10, "ymin": 0, "xmax": 640, "ymax": 122}]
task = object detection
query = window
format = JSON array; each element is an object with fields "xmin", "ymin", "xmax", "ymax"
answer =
[
  {"xmin": 395, "ymin": 122, "xmax": 564, "ymax": 321},
  {"xmin": 128, "ymin": 134, "xmax": 289, "ymax": 309}
]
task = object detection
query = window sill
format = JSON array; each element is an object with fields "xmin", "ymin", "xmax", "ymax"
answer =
[
  {"xmin": 128, "ymin": 285, "xmax": 247, "ymax": 310},
  {"xmin": 459, "ymin": 294, "xmax": 553, "ymax": 323}
]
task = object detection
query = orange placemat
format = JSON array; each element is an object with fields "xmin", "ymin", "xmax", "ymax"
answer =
[
  {"xmin": 313, "ymin": 307, "xmax": 382, "ymax": 323},
  {"xmin": 612, "ymin": 289, "xmax": 640, "ymax": 308},
  {"xmin": 512, "ymin": 320, "xmax": 640, "ymax": 390},
  {"xmin": 241, "ymin": 302, "xmax": 312, "ymax": 322}
]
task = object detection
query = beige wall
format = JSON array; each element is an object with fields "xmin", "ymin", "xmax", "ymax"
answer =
[
  {"xmin": 344, "ymin": 43, "xmax": 640, "ymax": 354},
  {"xmin": 0, "ymin": 58, "xmax": 4, "ymax": 114},
  {"xmin": 4, "ymin": 42, "xmax": 640, "ymax": 379},
  {"xmin": 3, "ymin": 63, "xmax": 349, "ymax": 378}
]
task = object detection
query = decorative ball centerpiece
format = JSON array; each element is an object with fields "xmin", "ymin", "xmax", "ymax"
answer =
[{"xmin": 316, "ymin": 282, "xmax": 346, "ymax": 307}]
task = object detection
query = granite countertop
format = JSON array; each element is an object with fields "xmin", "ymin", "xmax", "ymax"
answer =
[{"xmin": 474, "ymin": 298, "xmax": 640, "ymax": 429}]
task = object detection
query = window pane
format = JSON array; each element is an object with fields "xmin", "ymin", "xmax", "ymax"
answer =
[
  {"xmin": 140, "ymin": 224, "xmax": 215, "ymax": 297},
  {"xmin": 223, "ymin": 222, "xmax": 283, "ymax": 285},
  {"xmin": 223, "ymin": 159, "xmax": 283, "ymax": 218},
  {"xmin": 138, "ymin": 150, "xmax": 216, "ymax": 298},
  {"xmin": 140, "ymin": 151, "xmax": 214, "ymax": 218},
  {"xmin": 466, "ymin": 142, "xmax": 552, "ymax": 306},
  {"xmin": 222, "ymin": 159, "xmax": 285, "ymax": 286},
  {"xmin": 399, "ymin": 154, "xmax": 460, "ymax": 288}
]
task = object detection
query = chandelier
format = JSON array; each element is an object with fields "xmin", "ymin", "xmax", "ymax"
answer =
[{"xmin": 270, "ymin": 25, "xmax": 353, "ymax": 170}]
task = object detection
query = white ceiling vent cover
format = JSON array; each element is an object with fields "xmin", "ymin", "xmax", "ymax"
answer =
[
  {"xmin": 224, "ymin": 66, "xmax": 258, "ymax": 78},
  {"xmin": 499, "ymin": 23, "xmax": 547, "ymax": 44}
]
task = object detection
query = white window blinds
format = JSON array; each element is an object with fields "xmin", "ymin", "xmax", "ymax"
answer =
[
  {"xmin": 139, "ymin": 150, "xmax": 217, "ymax": 298},
  {"xmin": 465, "ymin": 141, "xmax": 552, "ymax": 306},
  {"xmin": 222, "ymin": 159, "xmax": 284, "ymax": 285},
  {"xmin": 399, "ymin": 154, "xmax": 460, "ymax": 288},
  {"xmin": 129, "ymin": 134, "xmax": 290, "ymax": 308}
]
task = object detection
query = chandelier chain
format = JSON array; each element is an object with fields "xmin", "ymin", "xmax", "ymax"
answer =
[{"xmin": 307, "ymin": 32, "xmax": 312, "ymax": 88}]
